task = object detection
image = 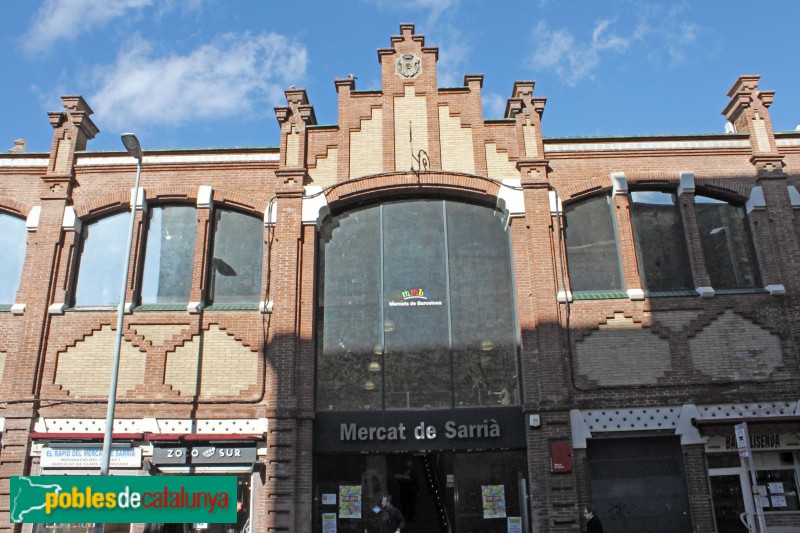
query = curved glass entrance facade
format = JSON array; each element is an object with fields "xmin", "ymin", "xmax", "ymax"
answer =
[{"xmin": 316, "ymin": 199, "xmax": 519, "ymax": 411}]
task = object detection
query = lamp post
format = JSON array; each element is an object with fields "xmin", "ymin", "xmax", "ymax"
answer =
[{"xmin": 99, "ymin": 133, "xmax": 143, "ymax": 477}]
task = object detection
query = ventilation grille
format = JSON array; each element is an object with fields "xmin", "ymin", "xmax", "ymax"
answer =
[
  {"xmin": 33, "ymin": 418, "xmax": 268, "ymax": 434},
  {"xmin": 583, "ymin": 407, "xmax": 680, "ymax": 432},
  {"xmin": 697, "ymin": 402, "xmax": 796, "ymax": 419}
]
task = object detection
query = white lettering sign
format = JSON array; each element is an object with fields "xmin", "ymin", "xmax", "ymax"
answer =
[
  {"xmin": 340, "ymin": 419, "xmax": 500, "ymax": 441},
  {"xmin": 40, "ymin": 447, "xmax": 142, "ymax": 468}
]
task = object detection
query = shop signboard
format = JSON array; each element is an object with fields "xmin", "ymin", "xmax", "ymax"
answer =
[
  {"xmin": 314, "ymin": 407, "xmax": 525, "ymax": 453},
  {"xmin": 40, "ymin": 446, "xmax": 141, "ymax": 469},
  {"xmin": 705, "ymin": 432, "xmax": 800, "ymax": 453},
  {"xmin": 151, "ymin": 443, "xmax": 257, "ymax": 465}
]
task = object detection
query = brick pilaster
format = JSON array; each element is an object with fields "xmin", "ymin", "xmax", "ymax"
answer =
[{"xmin": 0, "ymin": 96, "xmax": 97, "ymax": 533}]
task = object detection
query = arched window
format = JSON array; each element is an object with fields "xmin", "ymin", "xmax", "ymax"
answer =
[
  {"xmin": 316, "ymin": 200, "xmax": 518, "ymax": 411},
  {"xmin": 695, "ymin": 195, "xmax": 760, "ymax": 289},
  {"xmin": 629, "ymin": 191, "xmax": 692, "ymax": 291},
  {"xmin": 0, "ymin": 212, "xmax": 27, "ymax": 304},
  {"xmin": 140, "ymin": 205, "xmax": 198, "ymax": 304},
  {"xmin": 564, "ymin": 194, "xmax": 623, "ymax": 292},
  {"xmin": 74, "ymin": 211, "xmax": 129, "ymax": 306},
  {"xmin": 209, "ymin": 209, "xmax": 263, "ymax": 304}
]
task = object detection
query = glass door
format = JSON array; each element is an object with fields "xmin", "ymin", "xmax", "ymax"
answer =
[{"xmin": 709, "ymin": 468, "xmax": 753, "ymax": 532}]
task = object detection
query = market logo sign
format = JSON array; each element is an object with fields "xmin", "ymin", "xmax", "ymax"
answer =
[
  {"xmin": 10, "ymin": 475, "xmax": 236, "ymax": 524},
  {"xmin": 389, "ymin": 288, "xmax": 443, "ymax": 307}
]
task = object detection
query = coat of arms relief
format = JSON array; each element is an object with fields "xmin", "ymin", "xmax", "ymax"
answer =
[{"xmin": 396, "ymin": 53, "xmax": 421, "ymax": 78}]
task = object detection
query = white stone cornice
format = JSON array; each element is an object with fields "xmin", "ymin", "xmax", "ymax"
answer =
[
  {"xmin": 302, "ymin": 186, "xmax": 329, "ymax": 226},
  {"xmin": 610, "ymin": 172, "xmax": 627, "ymax": 195},
  {"xmin": 677, "ymin": 172, "xmax": 695, "ymax": 196},
  {"xmin": 746, "ymin": 186, "xmax": 766, "ymax": 213},
  {"xmin": 0, "ymin": 158, "xmax": 49, "ymax": 167},
  {"xmin": 76, "ymin": 153, "xmax": 280, "ymax": 166},
  {"xmin": 545, "ymin": 138, "xmax": 750, "ymax": 153},
  {"xmin": 26, "ymin": 206, "xmax": 41, "ymax": 231}
]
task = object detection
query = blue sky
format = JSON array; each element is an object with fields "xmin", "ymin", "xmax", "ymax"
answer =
[{"xmin": 2, "ymin": 0, "xmax": 799, "ymax": 153}]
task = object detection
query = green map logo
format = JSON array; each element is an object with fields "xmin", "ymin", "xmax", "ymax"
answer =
[{"xmin": 11, "ymin": 476, "xmax": 236, "ymax": 523}]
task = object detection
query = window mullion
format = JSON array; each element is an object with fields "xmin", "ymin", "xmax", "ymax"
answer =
[{"xmin": 442, "ymin": 200, "xmax": 455, "ymax": 409}]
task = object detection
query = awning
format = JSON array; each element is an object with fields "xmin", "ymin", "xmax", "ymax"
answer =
[
  {"xmin": 693, "ymin": 416, "xmax": 800, "ymax": 438},
  {"xmin": 145, "ymin": 433, "xmax": 264, "ymax": 442}
]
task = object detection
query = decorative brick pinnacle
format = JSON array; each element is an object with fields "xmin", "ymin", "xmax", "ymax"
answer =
[
  {"xmin": 54, "ymin": 95, "xmax": 99, "ymax": 141},
  {"xmin": 275, "ymin": 88, "xmax": 317, "ymax": 126}
]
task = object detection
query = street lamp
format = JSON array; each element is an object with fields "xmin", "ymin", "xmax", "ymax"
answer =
[{"xmin": 99, "ymin": 133, "xmax": 143, "ymax": 477}]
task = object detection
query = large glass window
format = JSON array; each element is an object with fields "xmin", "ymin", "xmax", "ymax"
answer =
[
  {"xmin": 382, "ymin": 201, "xmax": 450, "ymax": 409},
  {"xmin": 695, "ymin": 196, "xmax": 760, "ymax": 289},
  {"xmin": 630, "ymin": 191, "xmax": 693, "ymax": 291},
  {"xmin": 74, "ymin": 212, "xmax": 130, "ymax": 306},
  {"xmin": 141, "ymin": 206, "xmax": 197, "ymax": 304},
  {"xmin": 316, "ymin": 200, "xmax": 518, "ymax": 411},
  {"xmin": 564, "ymin": 194, "xmax": 623, "ymax": 292},
  {"xmin": 0, "ymin": 213, "xmax": 27, "ymax": 304},
  {"xmin": 447, "ymin": 203, "xmax": 517, "ymax": 407},
  {"xmin": 209, "ymin": 209, "xmax": 264, "ymax": 304}
]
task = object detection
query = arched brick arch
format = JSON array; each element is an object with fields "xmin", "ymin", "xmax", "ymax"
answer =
[
  {"xmin": 75, "ymin": 191, "xmax": 130, "ymax": 220},
  {"xmin": 0, "ymin": 196, "xmax": 31, "ymax": 218},
  {"xmin": 323, "ymin": 171, "xmax": 502, "ymax": 212},
  {"xmin": 212, "ymin": 190, "xmax": 268, "ymax": 216},
  {"xmin": 695, "ymin": 179, "xmax": 751, "ymax": 203},
  {"xmin": 559, "ymin": 177, "xmax": 612, "ymax": 204},
  {"xmin": 74, "ymin": 187, "xmax": 196, "ymax": 221},
  {"xmin": 625, "ymin": 171, "xmax": 681, "ymax": 188},
  {"xmin": 76, "ymin": 187, "xmax": 268, "ymax": 221}
]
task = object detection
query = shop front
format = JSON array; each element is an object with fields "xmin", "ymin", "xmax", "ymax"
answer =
[
  {"xmin": 703, "ymin": 427, "xmax": 800, "ymax": 532},
  {"xmin": 29, "ymin": 433, "xmax": 145, "ymax": 533},
  {"xmin": 147, "ymin": 438, "xmax": 262, "ymax": 533},
  {"xmin": 314, "ymin": 408, "xmax": 528, "ymax": 533}
]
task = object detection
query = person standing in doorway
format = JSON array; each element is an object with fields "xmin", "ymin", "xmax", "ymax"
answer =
[
  {"xmin": 380, "ymin": 495, "xmax": 405, "ymax": 533},
  {"xmin": 584, "ymin": 505, "xmax": 604, "ymax": 533}
]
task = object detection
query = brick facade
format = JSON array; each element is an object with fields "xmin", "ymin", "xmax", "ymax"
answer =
[{"xmin": 1, "ymin": 24, "xmax": 799, "ymax": 532}]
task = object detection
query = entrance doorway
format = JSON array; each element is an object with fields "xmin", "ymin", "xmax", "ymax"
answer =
[
  {"xmin": 709, "ymin": 470, "xmax": 752, "ymax": 532},
  {"xmin": 314, "ymin": 450, "xmax": 526, "ymax": 533},
  {"xmin": 387, "ymin": 454, "xmax": 450, "ymax": 532}
]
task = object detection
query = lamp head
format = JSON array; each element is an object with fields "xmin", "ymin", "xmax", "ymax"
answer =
[{"xmin": 120, "ymin": 133, "xmax": 143, "ymax": 161}]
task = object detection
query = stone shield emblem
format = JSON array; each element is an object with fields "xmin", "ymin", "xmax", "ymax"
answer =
[{"xmin": 396, "ymin": 53, "xmax": 421, "ymax": 78}]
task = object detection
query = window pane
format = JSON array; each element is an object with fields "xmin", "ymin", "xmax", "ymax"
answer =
[
  {"xmin": 565, "ymin": 195, "xmax": 623, "ymax": 292},
  {"xmin": 695, "ymin": 196, "xmax": 760, "ymax": 289},
  {"xmin": 447, "ymin": 202, "xmax": 517, "ymax": 407},
  {"xmin": 317, "ymin": 206, "xmax": 382, "ymax": 411},
  {"xmin": 383, "ymin": 201, "xmax": 450, "ymax": 410},
  {"xmin": 141, "ymin": 206, "xmax": 197, "ymax": 304},
  {"xmin": 630, "ymin": 191, "xmax": 693, "ymax": 291},
  {"xmin": 75, "ymin": 212, "xmax": 129, "ymax": 306},
  {"xmin": 0, "ymin": 213, "xmax": 27, "ymax": 303},
  {"xmin": 210, "ymin": 210, "xmax": 263, "ymax": 303}
]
